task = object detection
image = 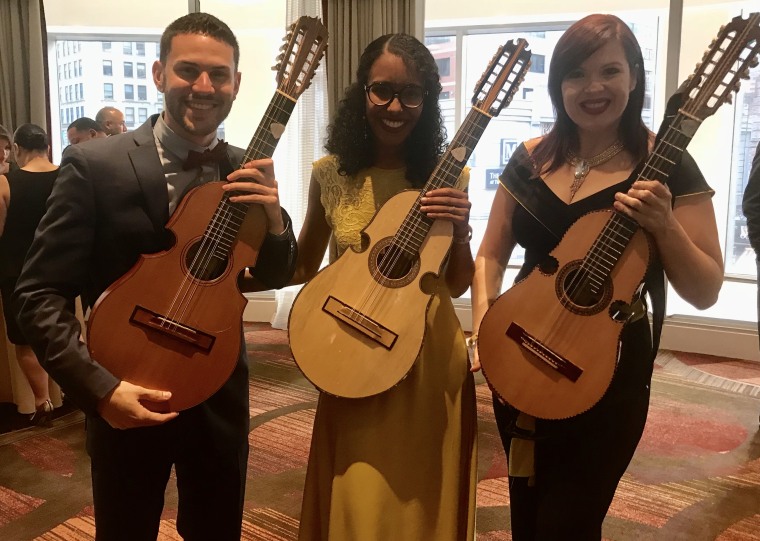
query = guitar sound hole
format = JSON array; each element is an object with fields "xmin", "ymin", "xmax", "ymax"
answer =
[
  {"xmin": 562, "ymin": 268, "xmax": 602, "ymax": 307},
  {"xmin": 555, "ymin": 261, "xmax": 611, "ymax": 317},
  {"xmin": 185, "ymin": 240, "xmax": 229, "ymax": 282},
  {"xmin": 376, "ymin": 244, "xmax": 415, "ymax": 280}
]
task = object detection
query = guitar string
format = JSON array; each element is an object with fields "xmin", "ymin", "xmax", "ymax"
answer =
[
  {"xmin": 169, "ymin": 92, "xmax": 292, "ymax": 327},
  {"xmin": 168, "ymin": 91, "xmax": 295, "ymax": 328},
  {"xmin": 560, "ymin": 29, "xmax": 749, "ymax": 320},
  {"xmin": 345, "ymin": 107, "xmax": 488, "ymax": 324},
  {"xmin": 161, "ymin": 92, "xmax": 292, "ymax": 329}
]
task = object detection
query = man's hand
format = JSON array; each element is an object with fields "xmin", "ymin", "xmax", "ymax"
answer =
[
  {"xmin": 96, "ymin": 381, "xmax": 179, "ymax": 429},
  {"xmin": 223, "ymin": 158, "xmax": 285, "ymax": 235}
]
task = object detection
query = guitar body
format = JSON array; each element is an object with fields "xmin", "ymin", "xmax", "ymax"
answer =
[
  {"xmin": 87, "ymin": 182, "xmax": 267, "ymax": 411},
  {"xmin": 478, "ymin": 209, "xmax": 652, "ymax": 419},
  {"xmin": 289, "ymin": 190, "xmax": 453, "ymax": 398}
]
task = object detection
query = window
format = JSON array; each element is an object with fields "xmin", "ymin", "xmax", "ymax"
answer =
[
  {"xmin": 138, "ymin": 107, "xmax": 148, "ymax": 123},
  {"xmin": 102, "ymin": 60, "xmax": 112, "ymax": 76},
  {"xmin": 103, "ymin": 83, "xmax": 113, "ymax": 100},
  {"xmin": 123, "ymin": 42, "xmax": 132, "ymax": 55},
  {"xmin": 137, "ymin": 63, "xmax": 146, "ymax": 78},
  {"xmin": 436, "ymin": 57, "xmax": 451, "ymax": 77},
  {"xmin": 125, "ymin": 107, "xmax": 135, "ymax": 127},
  {"xmin": 529, "ymin": 54, "xmax": 545, "ymax": 74},
  {"xmin": 136, "ymin": 42, "xmax": 145, "ymax": 56},
  {"xmin": 137, "ymin": 85, "xmax": 147, "ymax": 100},
  {"xmin": 124, "ymin": 62, "xmax": 133, "ymax": 78},
  {"xmin": 124, "ymin": 84, "xmax": 134, "ymax": 100},
  {"xmin": 102, "ymin": 41, "xmax": 111, "ymax": 51}
]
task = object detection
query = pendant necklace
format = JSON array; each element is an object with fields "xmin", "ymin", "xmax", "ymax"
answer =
[{"xmin": 566, "ymin": 140, "xmax": 625, "ymax": 201}]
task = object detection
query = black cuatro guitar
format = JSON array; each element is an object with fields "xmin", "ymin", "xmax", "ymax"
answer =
[
  {"xmin": 288, "ymin": 39, "xmax": 532, "ymax": 398},
  {"xmin": 86, "ymin": 17, "xmax": 328, "ymax": 411},
  {"xmin": 478, "ymin": 12, "xmax": 760, "ymax": 420}
]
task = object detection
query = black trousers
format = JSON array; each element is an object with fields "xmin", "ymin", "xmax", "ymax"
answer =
[
  {"xmin": 87, "ymin": 409, "xmax": 248, "ymax": 541},
  {"xmin": 494, "ymin": 319, "xmax": 653, "ymax": 540}
]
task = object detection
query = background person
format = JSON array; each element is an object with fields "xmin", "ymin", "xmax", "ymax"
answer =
[
  {"xmin": 96, "ymin": 106, "xmax": 128, "ymax": 135},
  {"xmin": 66, "ymin": 117, "xmax": 107, "ymax": 145},
  {"xmin": 470, "ymin": 14, "xmax": 723, "ymax": 539},
  {"xmin": 0, "ymin": 123, "xmax": 60, "ymax": 424}
]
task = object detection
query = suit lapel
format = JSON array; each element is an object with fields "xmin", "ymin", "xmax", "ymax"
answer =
[{"xmin": 129, "ymin": 117, "xmax": 170, "ymax": 229}]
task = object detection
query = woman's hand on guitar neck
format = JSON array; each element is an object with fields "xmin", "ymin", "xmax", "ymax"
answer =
[
  {"xmin": 420, "ymin": 187, "xmax": 471, "ymax": 240},
  {"xmin": 613, "ymin": 180, "xmax": 675, "ymax": 235},
  {"xmin": 96, "ymin": 381, "xmax": 179, "ymax": 430},
  {"xmin": 223, "ymin": 158, "xmax": 285, "ymax": 235}
]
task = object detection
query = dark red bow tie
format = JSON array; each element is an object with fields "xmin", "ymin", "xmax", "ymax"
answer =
[{"xmin": 182, "ymin": 141, "xmax": 229, "ymax": 170}]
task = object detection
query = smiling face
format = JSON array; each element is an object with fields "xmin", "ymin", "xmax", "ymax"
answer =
[
  {"xmin": 153, "ymin": 33, "xmax": 241, "ymax": 146},
  {"xmin": 560, "ymin": 39, "xmax": 637, "ymax": 141},
  {"xmin": 365, "ymin": 52, "xmax": 424, "ymax": 161}
]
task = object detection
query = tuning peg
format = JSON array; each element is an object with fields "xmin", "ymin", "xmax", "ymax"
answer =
[
  {"xmin": 695, "ymin": 61, "xmax": 702, "ymax": 70},
  {"xmin": 750, "ymin": 56, "xmax": 759, "ymax": 68},
  {"xmin": 740, "ymin": 68, "xmax": 751, "ymax": 80},
  {"xmin": 725, "ymin": 92, "xmax": 733, "ymax": 105},
  {"xmin": 276, "ymin": 52, "xmax": 285, "ymax": 62},
  {"xmin": 279, "ymin": 43, "xmax": 289, "ymax": 52},
  {"xmin": 271, "ymin": 64, "xmax": 280, "ymax": 71}
]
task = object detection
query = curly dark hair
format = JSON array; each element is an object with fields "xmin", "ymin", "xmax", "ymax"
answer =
[
  {"xmin": 325, "ymin": 33, "xmax": 446, "ymax": 188},
  {"xmin": 532, "ymin": 14, "xmax": 649, "ymax": 175}
]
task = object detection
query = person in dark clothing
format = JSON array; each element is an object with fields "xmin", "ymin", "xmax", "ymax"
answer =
[
  {"xmin": 0, "ymin": 123, "xmax": 59, "ymax": 424},
  {"xmin": 13, "ymin": 12, "xmax": 296, "ymax": 541},
  {"xmin": 470, "ymin": 14, "xmax": 723, "ymax": 540},
  {"xmin": 742, "ymin": 140, "xmax": 760, "ymax": 346}
]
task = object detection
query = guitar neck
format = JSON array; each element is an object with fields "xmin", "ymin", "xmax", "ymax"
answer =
[
  {"xmin": 395, "ymin": 107, "xmax": 493, "ymax": 254},
  {"xmin": 207, "ymin": 90, "xmax": 297, "ymax": 260},
  {"xmin": 586, "ymin": 111, "xmax": 696, "ymax": 281}
]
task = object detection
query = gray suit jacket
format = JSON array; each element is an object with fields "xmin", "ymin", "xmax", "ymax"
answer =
[{"xmin": 14, "ymin": 116, "xmax": 296, "ymax": 425}]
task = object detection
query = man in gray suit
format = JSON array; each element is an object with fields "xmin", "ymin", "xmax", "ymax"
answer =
[{"xmin": 14, "ymin": 12, "xmax": 295, "ymax": 540}]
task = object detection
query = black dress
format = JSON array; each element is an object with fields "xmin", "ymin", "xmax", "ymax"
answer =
[
  {"xmin": 493, "ymin": 143, "xmax": 712, "ymax": 540},
  {"xmin": 0, "ymin": 168, "xmax": 58, "ymax": 344}
]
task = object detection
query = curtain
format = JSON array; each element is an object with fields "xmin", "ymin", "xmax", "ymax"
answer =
[
  {"xmin": 270, "ymin": 0, "xmax": 330, "ymax": 329},
  {"xmin": 323, "ymin": 0, "xmax": 421, "ymax": 119},
  {"xmin": 0, "ymin": 0, "xmax": 50, "ymax": 132}
]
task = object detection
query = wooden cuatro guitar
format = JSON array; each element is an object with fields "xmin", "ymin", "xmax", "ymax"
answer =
[
  {"xmin": 478, "ymin": 13, "xmax": 760, "ymax": 420},
  {"xmin": 288, "ymin": 39, "xmax": 532, "ymax": 398},
  {"xmin": 86, "ymin": 16, "xmax": 328, "ymax": 411}
]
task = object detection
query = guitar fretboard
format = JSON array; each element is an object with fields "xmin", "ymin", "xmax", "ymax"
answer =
[
  {"xmin": 393, "ymin": 107, "xmax": 493, "ymax": 256},
  {"xmin": 203, "ymin": 91, "xmax": 297, "ymax": 263}
]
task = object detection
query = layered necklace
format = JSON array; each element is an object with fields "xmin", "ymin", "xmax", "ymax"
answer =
[{"xmin": 566, "ymin": 140, "xmax": 625, "ymax": 201}]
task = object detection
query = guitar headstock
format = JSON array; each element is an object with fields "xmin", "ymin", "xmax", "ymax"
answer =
[
  {"xmin": 680, "ymin": 12, "xmax": 760, "ymax": 120},
  {"xmin": 472, "ymin": 38, "xmax": 532, "ymax": 117},
  {"xmin": 273, "ymin": 16, "xmax": 329, "ymax": 100}
]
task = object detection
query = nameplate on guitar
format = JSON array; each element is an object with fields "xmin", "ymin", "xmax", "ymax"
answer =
[
  {"xmin": 322, "ymin": 296, "xmax": 398, "ymax": 349},
  {"xmin": 506, "ymin": 322, "xmax": 583, "ymax": 382},
  {"xmin": 130, "ymin": 306, "xmax": 215, "ymax": 352}
]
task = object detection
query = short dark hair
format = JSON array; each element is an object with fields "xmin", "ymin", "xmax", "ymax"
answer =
[
  {"xmin": 68, "ymin": 117, "xmax": 104, "ymax": 133},
  {"xmin": 325, "ymin": 33, "xmax": 446, "ymax": 187},
  {"xmin": 14, "ymin": 123, "xmax": 49, "ymax": 151},
  {"xmin": 160, "ymin": 12, "xmax": 239, "ymax": 68},
  {"xmin": 532, "ymin": 13, "xmax": 649, "ymax": 175}
]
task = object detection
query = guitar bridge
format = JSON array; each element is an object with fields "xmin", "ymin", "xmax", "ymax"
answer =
[
  {"xmin": 322, "ymin": 296, "xmax": 398, "ymax": 349},
  {"xmin": 130, "ymin": 306, "xmax": 215, "ymax": 352},
  {"xmin": 506, "ymin": 323, "xmax": 582, "ymax": 382}
]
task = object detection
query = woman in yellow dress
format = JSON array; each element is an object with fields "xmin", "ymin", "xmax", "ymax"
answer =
[{"xmin": 292, "ymin": 33, "xmax": 477, "ymax": 540}]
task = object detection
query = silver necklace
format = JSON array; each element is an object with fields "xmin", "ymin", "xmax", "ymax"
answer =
[{"xmin": 566, "ymin": 141, "xmax": 625, "ymax": 201}]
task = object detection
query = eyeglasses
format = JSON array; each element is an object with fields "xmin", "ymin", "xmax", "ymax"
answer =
[{"xmin": 365, "ymin": 82, "xmax": 426, "ymax": 109}]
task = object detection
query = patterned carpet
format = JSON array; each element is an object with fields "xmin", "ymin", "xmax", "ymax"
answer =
[{"xmin": 0, "ymin": 323, "xmax": 759, "ymax": 541}]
